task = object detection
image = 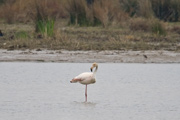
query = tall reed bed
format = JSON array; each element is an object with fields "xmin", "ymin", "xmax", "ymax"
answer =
[
  {"xmin": 66, "ymin": 0, "xmax": 127, "ymax": 27},
  {"xmin": 120, "ymin": 0, "xmax": 180, "ymax": 21},
  {"xmin": 66, "ymin": 0, "xmax": 93, "ymax": 26},
  {"xmin": 150, "ymin": 0, "xmax": 180, "ymax": 22},
  {"xmin": 0, "ymin": 0, "xmax": 180, "ymax": 24},
  {"xmin": 0, "ymin": 0, "xmax": 35, "ymax": 23}
]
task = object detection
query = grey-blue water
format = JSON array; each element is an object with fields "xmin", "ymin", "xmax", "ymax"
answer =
[{"xmin": 0, "ymin": 63, "xmax": 180, "ymax": 120}]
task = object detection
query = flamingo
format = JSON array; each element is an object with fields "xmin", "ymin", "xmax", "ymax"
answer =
[{"xmin": 70, "ymin": 63, "xmax": 98, "ymax": 102}]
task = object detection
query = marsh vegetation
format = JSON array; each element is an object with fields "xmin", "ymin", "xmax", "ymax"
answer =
[{"xmin": 0, "ymin": 0, "xmax": 180, "ymax": 51}]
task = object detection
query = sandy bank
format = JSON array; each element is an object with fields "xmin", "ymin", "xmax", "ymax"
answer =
[{"xmin": 0, "ymin": 49, "xmax": 180, "ymax": 63}]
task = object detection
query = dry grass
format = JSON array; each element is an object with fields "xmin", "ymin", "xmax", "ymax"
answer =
[
  {"xmin": 130, "ymin": 18, "xmax": 167, "ymax": 36},
  {"xmin": 0, "ymin": 22, "xmax": 180, "ymax": 51},
  {"xmin": 171, "ymin": 26, "xmax": 180, "ymax": 34},
  {"xmin": 130, "ymin": 18, "xmax": 151, "ymax": 32}
]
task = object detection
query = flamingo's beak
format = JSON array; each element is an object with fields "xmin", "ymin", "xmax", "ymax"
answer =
[{"xmin": 90, "ymin": 67, "xmax": 93, "ymax": 72}]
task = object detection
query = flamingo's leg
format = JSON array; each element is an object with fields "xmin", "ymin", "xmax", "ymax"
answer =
[{"xmin": 85, "ymin": 85, "xmax": 87, "ymax": 102}]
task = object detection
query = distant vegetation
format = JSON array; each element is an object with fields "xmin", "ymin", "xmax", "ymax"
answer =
[
  {"xmin": 0, "ymin": 0, "xmax": 179, "ymax": 24},
  {"xmin": 0, "ymin": 0, "xmax": 180, "ymax": 51}
]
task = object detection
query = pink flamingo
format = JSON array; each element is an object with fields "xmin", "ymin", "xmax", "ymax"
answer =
[{"xmin": 70, "ymin": 63, "xmax": 98, "ymax": 102}]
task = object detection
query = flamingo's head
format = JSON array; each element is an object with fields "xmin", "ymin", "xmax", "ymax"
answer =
[{"xmin": 90, "ymin": 62, "xmax": 98, "ymax": 72}]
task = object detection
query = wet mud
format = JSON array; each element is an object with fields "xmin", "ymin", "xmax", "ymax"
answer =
[{"xmin": 0, "ymin": 49, "xmax": 180, "ymax": 63}]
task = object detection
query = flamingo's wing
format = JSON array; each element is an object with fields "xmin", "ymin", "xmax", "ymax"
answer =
[
  {"xmin": 71, "ymin": 72, "xmax": 93, "ymax": 84},
  {"xmin": 78, "ymin": 72, "xmax": 95, "ymax": 84},
  {"xmin": 76, "ymin": 72, "xmax": 93, "ymax": 81}
]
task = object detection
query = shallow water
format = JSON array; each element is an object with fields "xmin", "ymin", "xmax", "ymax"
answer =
[{"xmin": 0, "ymin": 63, "xmax": 180, "ymax": 120}]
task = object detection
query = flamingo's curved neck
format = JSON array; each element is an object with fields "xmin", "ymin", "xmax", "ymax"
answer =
[{"xmin": 93, "ymin": 66, "xmax": 98, "ymax": 74}]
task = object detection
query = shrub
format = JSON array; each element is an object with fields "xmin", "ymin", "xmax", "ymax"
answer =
[
  {"xmin": 151, "ymin": 20, "xmax": 166, "ymax": 36},
  {"xmin": 36, "ymin": 19, "xmax": 55, "ymax": 38},
  {"xmin": 130, "ymin": 18, "xmax": 167, "ymax": 36},
  {"xmin": 130, "ymin": 18, "xmax": 151, "ymax": 32}
]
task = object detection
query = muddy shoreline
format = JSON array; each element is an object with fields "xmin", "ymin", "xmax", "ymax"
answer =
[{"xmin": 0, "ymin": 49, "xmax": 180, "ymax": 63}]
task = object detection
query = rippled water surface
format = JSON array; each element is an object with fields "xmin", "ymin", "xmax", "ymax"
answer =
[{"xmin": 0, "ymin": 63, "xmax": 180, "ymax": 120}]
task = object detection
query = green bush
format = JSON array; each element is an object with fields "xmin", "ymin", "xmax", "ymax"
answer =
[
  {"xmin": 34, "ymin": 0, "xmax": 55, "ymax": 38},
  {"xmin": 36, "ymin": 19, "xmax": 55, "ymax": 38}
]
